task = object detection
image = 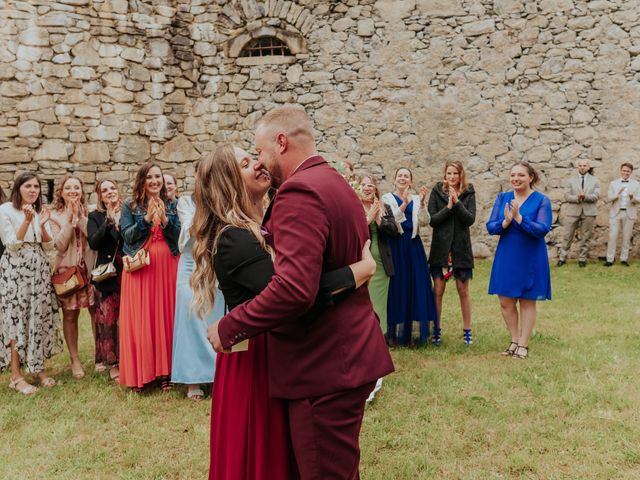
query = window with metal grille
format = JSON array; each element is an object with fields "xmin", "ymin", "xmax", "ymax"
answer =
[{"xmin": 240, "ymin": 37, "xmax": 292, "ymax": 57}]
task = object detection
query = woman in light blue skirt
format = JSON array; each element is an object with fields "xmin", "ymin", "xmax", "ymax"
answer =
[{"xmin": 171, "ymin": 195, "xmax": 224, "ymax": 400}]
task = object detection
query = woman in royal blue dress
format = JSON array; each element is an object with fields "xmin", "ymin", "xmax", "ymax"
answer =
[
  {"xmin": 382, "ymin": 167, "xmax": 438, "ymax": 346},
  {"xmin": 486, "ymin": 162, "xmax": 552, "ymax": 359}
]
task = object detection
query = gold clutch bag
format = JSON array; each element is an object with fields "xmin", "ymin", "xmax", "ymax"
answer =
[{"xmin": 123, "ymin": 249, "xmax": 150, "ymax": 273}]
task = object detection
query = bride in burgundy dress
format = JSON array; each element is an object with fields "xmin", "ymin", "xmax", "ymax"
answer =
[{"xmin": 190, "ymin": 144, "xmax": 376, "ymax": 479}]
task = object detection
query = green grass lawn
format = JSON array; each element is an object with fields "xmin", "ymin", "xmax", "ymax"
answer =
[{"xmin": 1, "ymin": 260, "xmax": 639, "ymax": 479}]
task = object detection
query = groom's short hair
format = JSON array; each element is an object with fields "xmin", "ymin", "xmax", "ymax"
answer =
[{"xmin": 257, "ymin": 106, "xmax": 315, "ymax": 146}]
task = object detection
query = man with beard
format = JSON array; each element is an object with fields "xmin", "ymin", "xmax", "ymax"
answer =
[{"xmin": 208, "ymin": 106, "xmax": 394, "ymax": 479}]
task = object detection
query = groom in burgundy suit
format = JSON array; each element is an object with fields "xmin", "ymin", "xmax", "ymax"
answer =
[{"xmin": 209, "ymin": 106, "xmax": 394, "ymax": 479}]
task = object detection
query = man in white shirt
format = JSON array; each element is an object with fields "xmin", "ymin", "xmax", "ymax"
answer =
[
  {"xmin": 558, "ymin": 159, "xmax": 600, "ymax": 267},
  {"xmin": 605, "ymin": 163, "xmax": 640, "ymax": 266}
]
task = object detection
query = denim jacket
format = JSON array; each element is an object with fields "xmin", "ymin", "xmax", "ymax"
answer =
[{"xmin": 120, "ymin": 198, "xmax": 180, "ymax": 257}]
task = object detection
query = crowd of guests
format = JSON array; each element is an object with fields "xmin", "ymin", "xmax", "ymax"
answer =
[{"xmin": 0, "ymin": 157, "xmax": 636, "ymax": 396}]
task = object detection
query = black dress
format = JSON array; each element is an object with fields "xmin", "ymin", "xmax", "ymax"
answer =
[
  {"xmin": 87, "ymin": 210, "xmax": 123, "ymax": 365},
  {"xmin": 428, "ymin": 182, "xmax": 476, "ymax": 275}
]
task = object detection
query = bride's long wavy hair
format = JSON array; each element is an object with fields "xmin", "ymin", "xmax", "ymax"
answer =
[{"xmin": 190, "ymin": 143, "xmax": 268, "ymax": 319}]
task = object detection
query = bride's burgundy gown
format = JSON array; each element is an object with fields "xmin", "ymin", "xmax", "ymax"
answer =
[{"xmin": 209, "ymin": 227, "xmax": 354, "ymax": 479}]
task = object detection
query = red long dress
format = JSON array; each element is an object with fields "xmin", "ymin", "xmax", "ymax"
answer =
[
  {"xmin": 209, "ymin": 335, "xmax": 294, "ymax": 479},
  {"xmin": 209, "ymin": 227, "xmax": 355, "ymax": 479},
  {"xmin": 209, "ymin": 227, "xmax": 295, "ymax": 479},
  {"xmin": 119, "ymin": 226, "xmax": 179, "ymax": 388}
]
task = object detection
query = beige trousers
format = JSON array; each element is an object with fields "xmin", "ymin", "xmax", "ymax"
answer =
[
  {"xmin": 559, "ymin": 214, "xmax": 596, "ymax": 262},
  {"xmin": 607, "ymin": 211, "xmax": 636, "ymax": 262}
]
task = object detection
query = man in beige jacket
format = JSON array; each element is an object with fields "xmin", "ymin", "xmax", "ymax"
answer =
[
  {"xmin": 605, "ymin": 163, "xmax": 640, "ymax": 266},
  {"xmin": 558, "ymin": 159, "xmax": 600, "ymax": 267}
]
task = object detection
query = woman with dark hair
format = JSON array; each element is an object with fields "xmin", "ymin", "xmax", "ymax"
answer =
[
  {"xmin": 428, "ymin": 161, "xmax": 476, "ymax": 346},
  {"xmin": 119, "ymin": 163, "xmax": 180, "ymax": 390},
  {"xmin": 486, "ymin": 161, "xmax": 552, "ymax": 359},
  {"xmin": 0, "ymin": 185, "xmax": 7, "ymax": 259},
  {"xmin": 49, "ymin": 174, "xmax": 95, "ymax": 379},
  {"xmin": 0, "ymin": 173, "xmax": 61, "ymax": 394},
  {"xmin": 191, "ymin": 144, "xmax": 376, "ymax": 479},
  {"xmin": 87, "ymin": 179, "xmax": 123, "ymax": 380},
  {"xmin": 382, "ymin": 167, "xmax": 438, "ymax": 346}
]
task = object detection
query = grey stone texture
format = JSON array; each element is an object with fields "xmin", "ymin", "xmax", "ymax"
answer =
[{"xmin": 1, "ymin": 0, "xmax": 640, "ymax": 257}]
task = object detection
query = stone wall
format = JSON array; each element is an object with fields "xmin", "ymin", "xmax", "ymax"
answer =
[{"xmin": 1, "ymin": 0, "xmax": 640, "ymax": 258}]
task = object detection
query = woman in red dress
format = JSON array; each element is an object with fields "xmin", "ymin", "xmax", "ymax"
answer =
[
  {"xmin": 118, "ymin": 163, "xmax": 181, "ymax": 390},
  {"xmin": 191, "ymin": 144, "xmax": 375, "ymax": 479}
]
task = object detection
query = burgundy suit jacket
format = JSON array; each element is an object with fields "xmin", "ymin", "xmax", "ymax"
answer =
[{"xmin": 218, "ymin": 156, "xmax": 394, "ymax": 399}]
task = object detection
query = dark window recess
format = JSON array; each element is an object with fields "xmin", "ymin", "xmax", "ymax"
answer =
[
  {"xmin": 43, "ymin": 179, "xmax": 55, "ymax": 204},
  {"xmin": 240, "ymin": 37, "xmax": 292, "ymax": 57}
]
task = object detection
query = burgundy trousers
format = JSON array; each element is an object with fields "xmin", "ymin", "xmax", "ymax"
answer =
[{"xmin": 287, "ymin": 381, "xmax": 376, "ymax": 480}]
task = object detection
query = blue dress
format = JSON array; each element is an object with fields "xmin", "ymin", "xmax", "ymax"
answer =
[
  {"xmin": 486, "ymin": 191, "xmax": 552, "ymax": 300},
  {"xmin": 387, "ymin": 194, "xmax": 438, "ymax": 345},
  {"xmin": 171, "ymin": 237, "xmax": 225, "ymax": 384}
]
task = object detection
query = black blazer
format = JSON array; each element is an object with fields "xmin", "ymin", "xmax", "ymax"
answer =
[
  {"xmin": 428, "ymin": 182, "xmax": 476, "ymax": 269},
  {"xmin": 87, "ymin": 210, "xmax": 123, "ymax": 294},
  {"xmin": 371, "ymin": 203, "xmax": 398, "ymax": 276}
]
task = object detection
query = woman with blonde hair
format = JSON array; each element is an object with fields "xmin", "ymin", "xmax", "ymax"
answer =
[
  {"xmin": 87, "ymin": 179, "xmax": 123, "ymax": 380},
  {"xmin": 0, "ymin": 172, "xmax": 61, "ymax": 394},
  {"xmin": 428, "ymin": 160, "xmax": 476, "ymax": 346},
  {"xmin": 358, "ymin": 174, "xmax": 398, "ymax": 336},
  {"xmin": 119, "ymin": 163, "xmax": 180, "ymax": 391},
  {"xmin": 50, "ymin": 174, "xmax": 95, "ymax": 379},
  {"xmin": 191, "ymin": 144, "xmax": 375, "ymax": 480}
]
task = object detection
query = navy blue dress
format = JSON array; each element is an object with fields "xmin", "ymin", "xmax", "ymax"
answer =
[
  {"xmin": 486, "ymin": 191, "xmax": 552, "ymax": 300},
  {"xmin": 387, "ymin": 194, "xmax": 438, "ymax": 345}
]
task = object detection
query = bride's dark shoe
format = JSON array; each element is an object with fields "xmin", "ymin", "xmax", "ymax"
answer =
[
  {"xmin": 501, "ymin": 342, "xmax": 518, "ymax": 356},
  {"xmin": 512, "ymin": 345, "xmax": 529, "ymax": 359}
]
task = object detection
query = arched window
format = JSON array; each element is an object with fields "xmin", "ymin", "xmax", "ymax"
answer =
[{"xmin": 240, "ymin": 37, "xmax": 292, "ymax": 57}]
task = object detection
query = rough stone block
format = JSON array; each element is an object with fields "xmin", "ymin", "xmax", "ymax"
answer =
[
  {"xmin": 34, "ymin": 139, "xmax": 68, "ymax": 161},
  {"xmin": 462, "ymin": 20, "xmax": 496, "ymax": 37},
  {"xmin": 19, "ymin": 27, "xmax": 50, "ymax": 47},
  {"xmin": 0, "ymin": 147, "xmax": 30, "ymax": 164},
  {"xmin": 156, "ymin": 134, "xmax": 201, "ymax": 162},
  {"xmin": 87, "ymin": 126, "xmax": 120, "ymax": 142},
  {"xmin": 72, "ymin": 142, "xmax": 110, "ymax": 164}
]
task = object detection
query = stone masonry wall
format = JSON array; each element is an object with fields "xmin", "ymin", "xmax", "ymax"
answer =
[{"xmin": 1, "ymin": 0, "xmax": 640, "ymax": 258}]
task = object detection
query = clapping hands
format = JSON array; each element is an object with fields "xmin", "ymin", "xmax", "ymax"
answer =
[
  {"xmin": 22, "ymin": 204, "xmax": 35, "ymax": 223},
  {"xmin": 366, "ymin": 199, "xmax": 382, "ymax": 225},
  {"xmin": 145, "ymin": 197, "xmax": 167, "ymax": 226},
  {"xmin": 502, "ymin": 199, "xmax": 522, "ymax": 229},
  {"xmin": 447, "ymin": 186, "xmax": 459, "ymax": 209},
  {"xmin": 39, "ymin": 205, "xmax": 51, "ymax": 227}
]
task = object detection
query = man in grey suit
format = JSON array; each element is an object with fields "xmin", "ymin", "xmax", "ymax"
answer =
[
  {"xmin": 558, "ymin": 159, "xmax": 600, "ymax": 267},
  {"xmin": 605, "ymin": 162, "xmax": 640, "ymax": 266}
]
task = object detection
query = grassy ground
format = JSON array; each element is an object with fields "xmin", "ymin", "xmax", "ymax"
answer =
[{"xmin": 0, "ymin": 260, "xmax": 638, "ymax": 479}]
